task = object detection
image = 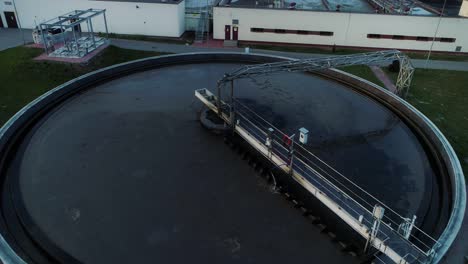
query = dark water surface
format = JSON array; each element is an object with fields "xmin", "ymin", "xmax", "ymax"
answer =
[
  {"xmin": 232, "ymin": 73, "xmax": 436, "ymax": 219},
  {"xmin": 10, "ymin": 62, "xmax": 437, "ymax": 263}
]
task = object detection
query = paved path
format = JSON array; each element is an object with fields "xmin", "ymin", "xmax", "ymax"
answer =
[
  {"xmin": 110, "ymin": 38, "xmax": 468, "ymax": 71},
  {"xmin": 370, "ymin": 66, "xmax": 397, "ymax": 92},
  {"xmin": 1, "ymin": 29, "xmax": 466, "ymax": 71},
  {"xmin": 411, "ymin": 59, "xmax": 468, "ymax": 71},
  {"xmin": 110, "ymin": 38, "xmax": 318, "ymax": 59}
]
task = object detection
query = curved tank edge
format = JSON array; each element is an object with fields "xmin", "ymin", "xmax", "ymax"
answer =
[
  {"xmin": 0, "ymin": 52, "xmax": 464, "ymax": 264},
  {"xmin": 327, "ymin": 68, "xmax": 466, "ymax": 264}
]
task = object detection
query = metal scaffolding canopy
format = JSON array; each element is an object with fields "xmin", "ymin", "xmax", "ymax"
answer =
[
  {"xmin": 38, "ymin": 8, "xmax": 109, "ymax": 58},
  {"xmin": 41, "ymin": 9, "xmax": 106, "ymax": 28}
]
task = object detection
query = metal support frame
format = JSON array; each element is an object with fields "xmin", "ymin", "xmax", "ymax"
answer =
[
  {"xmin": 40, "ymin": 23, "xmax": 49, "ymax": 54},
  {"xmin": 229, "ymin": 80, "xmax": 235, "ymax": 126},
  {"xmin": 399, "ymin": 215, "xmax": 417, "ymax": 239},
  {"xmin": 89, "ymin": 20, "xmax": 96, "ymax": 48},
  {"xmin": 396, "ymin": 54, "xmax": 415, "ymax": 97},
  {"xmin": 217, "ymin": 80, "xmax": 222, "ymax": 115},
  {"xmin": 43, "ymin": 9, "xmax": 106, "ymax": 28},
  {"xmin": 266, "ymin": 128, "xmax": 274, "ymax": 158},
  {"xmin": 365, "ymin": 205, "xmax": 385, "ymax": 252},
  {"xmin": 38, "ymin": 9, "xmax": 107, "ymax": 58},
  {"xmin": 288, "ymin": 134, "xmax": 295, "ymax": 174},
  {"xmin": 103, "ymin": 11, "xmax": 109, "ymax": 39},
  {"xmin": 215, "ymin": 50, "xmax": 414, "ymax": 113}
]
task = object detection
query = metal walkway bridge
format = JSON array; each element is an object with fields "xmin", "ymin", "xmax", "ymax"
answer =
[
  {"xmin": 194, "ymin": 50, "xmax": 442, "ymax": 264},
  {"xmin": 196, "ymin": 89, "xmax": 440, "ymax": 264}
]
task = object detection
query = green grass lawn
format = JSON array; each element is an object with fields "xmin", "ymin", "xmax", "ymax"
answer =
[
  {"xmin": 0, "ymin": 45, "xmax": 168, "ymax": 126},
  {"xmin": 406, "ymin": 69, "xmax": 468, "ymax": 175}
]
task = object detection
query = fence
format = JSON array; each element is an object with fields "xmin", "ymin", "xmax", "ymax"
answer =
[{"xmin": 231, "ymin": 98, "xmax": 440, "ymax": 264}]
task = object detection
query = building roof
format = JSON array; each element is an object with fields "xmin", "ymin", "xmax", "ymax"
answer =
[{"xmin": 93, "ymin": 0, "xmax": 183, "ymax": 5}]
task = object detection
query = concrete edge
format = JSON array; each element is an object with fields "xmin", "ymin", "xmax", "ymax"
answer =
[
  {"xmin": 324, "ymin": 68, "xmax": 466, "ymax": 264},
  {"xmin": 0, "ymin": 51, "xmax": 464, "ymax": 263}
]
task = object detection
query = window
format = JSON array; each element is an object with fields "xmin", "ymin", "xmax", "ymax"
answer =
[
  {"xmin": 367, "ymin": 34, "xmax": 455, "ymax": 43},
  {"xmin": 319, "ymin": 31, "xmax": 333, "ymax": 36},
  {"xmin": 251, "ymin": 28, "xmax": 264, "ymax": 33},
  {"xmin": 439, "ymin": 37, "xmax": 455, "ymax": 43},
  {"xmin": 250, "ymin": 28, "xmax": 333, "ymax": 36}
]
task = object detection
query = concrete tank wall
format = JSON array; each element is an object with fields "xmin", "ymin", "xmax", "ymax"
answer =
[{"xmin": 0, "ymin": 53, "xmax": 464, "ymax": 264}]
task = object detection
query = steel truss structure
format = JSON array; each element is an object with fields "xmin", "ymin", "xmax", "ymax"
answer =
[
  {"xmin": 217, "ymin": 50, "xmax": 414, "ymax": 99},
  {"xmin": 39, "ymin": 9, "xmax": 109, "ymax": 58}
]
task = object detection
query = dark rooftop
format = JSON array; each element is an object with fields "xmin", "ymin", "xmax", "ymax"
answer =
[{"xmin": 93, "ymin": 0, "xmax": 184, "ymax": 5}]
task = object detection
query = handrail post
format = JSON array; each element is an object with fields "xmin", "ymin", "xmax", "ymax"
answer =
[
  {"xmin": 365, "ymin": 205, "xmax": 385, "ymax": 253},
  {"xmin": 229, "ymin": 80, "xmax": 235, "ymax": 127},
  {"xmin": 266, "ymin": 128, "xmax": 274, "ymax": 160},
  {"xmin": 217, "ymin": 80, "xmax": 222, "ymax": 115},
  {"xmin": 288, "ymin": 134, "xmax": 295, "ymax": 175}
]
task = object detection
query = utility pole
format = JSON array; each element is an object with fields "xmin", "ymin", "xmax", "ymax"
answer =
[{"xmin": 424, "ymin": 0, "xmax": 447, "ymax": 69}]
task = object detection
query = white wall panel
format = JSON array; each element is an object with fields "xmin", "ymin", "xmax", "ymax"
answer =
[
  {"xmin": 214, "ymin": 7, "xmax": 468, "ymax": 52},
  {"xmin": 4, "ymin": 0, "xmax": 184, "ymax": 37}
]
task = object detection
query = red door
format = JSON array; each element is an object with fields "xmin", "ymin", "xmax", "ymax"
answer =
[
  {"xmin": 224, "ymin": 25, "xmax": 231, "ymax": 40},
  {"xmin": 232, "ymin": 26, "xmax": 238, "ymax": 41},
  {"xmin": 4, "ymin": 12, "xmax": 18, "ymax": 28}
]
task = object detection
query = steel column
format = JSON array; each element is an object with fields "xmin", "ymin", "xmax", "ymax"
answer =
[
  {"xmin": 88, "ymin": 18, "xmax": 96, "ymax": 48},
  {"xmin": 103, "ymin": 11, "xmax": 109, "ymax": 38},
  {"xmin": 40, "ymin": 24, "xmax": 49, "ymax": 54},
  {"xmin": 229, "ymin": 80, "xmax": 235, "ymax": 126}
]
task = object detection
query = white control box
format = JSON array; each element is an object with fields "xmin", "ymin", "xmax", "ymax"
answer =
[{"xmin": 299, "ymin": 127, "xmax": 309, "ymax": 144}]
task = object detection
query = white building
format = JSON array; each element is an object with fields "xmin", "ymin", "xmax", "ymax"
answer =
[
  {"xmin": 214, "ymin": 6, "xmax": 468, "ymax": 53},
  {"xmin": 1, "ymin": 0, "xmax": 468, "ymax": 53},
  {"xmin": 0, "ymin": 0, "xmax": 185, "ymax": 37},
  {"xmin": 460, "ymin": 0, "xmax": 468, "ymax": 17}
]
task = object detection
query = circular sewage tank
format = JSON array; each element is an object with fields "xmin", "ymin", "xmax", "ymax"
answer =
[{"xmin": 0, "ymin": 53, "xmax": 464, "ymax": 264}]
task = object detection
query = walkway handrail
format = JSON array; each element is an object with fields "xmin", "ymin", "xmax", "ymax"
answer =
[
  {"xmin": 233, "ymin": 98, "xmax": 440, "ymax": 252},
  {"xmin": 212, "ymin": 95, "xmax": 445, "ymax": 262}
]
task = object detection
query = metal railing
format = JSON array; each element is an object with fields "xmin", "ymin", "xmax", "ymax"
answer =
[{"xmin": 230, "ymin": 98, "xmax": 440, "ymax": 263}]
